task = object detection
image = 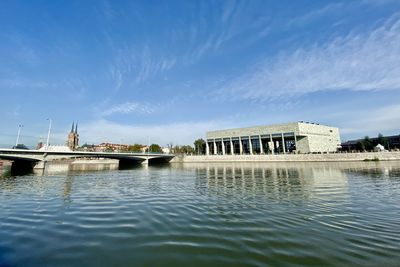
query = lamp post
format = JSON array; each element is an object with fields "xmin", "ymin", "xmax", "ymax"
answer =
[
  {"xmin": 46, "ymin": 118, "xmax": 52, "ymax": 149},
  {"xmin": 15, "ymin": 124, "xmax": 24, "ymax": 148}
]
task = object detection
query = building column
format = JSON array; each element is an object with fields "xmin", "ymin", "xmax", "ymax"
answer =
[
  {"xmin": 294, "ymin": 134, "xmax": 297, "ymax": 154},
  {"xmin": 230, "ymin": 138, "xmax": 234, "ymax": 155},
  {"xmin": 222, "ymin": 140, "xmax": 226, "ymax": 155},
  {"xmin": 249, "ymin": 136, "xmax": 253, "ymax": 155},
  {"xmin": 281, "ymin": 133, "xmax": 286, "ymax": 154},
  {"xmin": 213, "ymin": 139, "xmax": 217, "ymax": 155},
  {"xmin": 270, "ymin": 134, "xmax": 274, "ymax": 155},
  {"xmin": 239, "ymin": 137, "xmax": 243, "ymax": 155},
  {"xmin": 259, "ymin": 135, "xmax": 264, "ymax": 154},
  {"xmin": 206, "ymin": 141, "xmax": 210, "ymax": 155}
]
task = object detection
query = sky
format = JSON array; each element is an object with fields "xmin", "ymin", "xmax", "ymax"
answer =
[{"xmin": 1, "ymin": 0, "xmax": 400, "ymax": 147}]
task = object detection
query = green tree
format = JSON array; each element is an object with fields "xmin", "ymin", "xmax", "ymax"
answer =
[
  {"xmin": 181, "ymin": 145, "xmax": 195, "ymax": 154},
  {"xmin": 194, "ymin": 138, "xmax": 206, "ymax": 155},
  {"xmin": 377, "ymin": 133, "xmax": 389, "ymax": 149},
  {"xmin": 104, "ymin": 146, "xmax": 114, "ymax": 152},
  {"xmin": 362, "ymin": 136, "xmax": 373, "ymax": 151},
  {"xmin": 172, "ymin": 145, "xmax": 194, "ymax": 155},
  {"xmin": 149, "ymin": 144, "xmax": 162, "ymax": 153},
  {"xmin": 128, "ymin": 144, "xmax": 143, "ymax": 152},
  {"xmin": 356, "ymin": 141, "xmax": 365, "ymax": 152}
]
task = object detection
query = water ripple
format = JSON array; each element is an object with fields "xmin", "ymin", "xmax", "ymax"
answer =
[{"xmin": 1, "ymin": 162, "xmax": 400, "ymax": 266}]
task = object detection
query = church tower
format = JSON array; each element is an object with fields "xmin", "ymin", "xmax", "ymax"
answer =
[{"xmin": 67, "ymin": 122, "xmax": 79, "ymax": 150}]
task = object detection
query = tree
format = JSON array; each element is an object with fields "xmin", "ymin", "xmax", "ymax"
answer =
[
  {"xmin": 149, "ymin": 144, "xmax": 162, "ymax": 153},
  {"xmin": 356, "ymin": 141, "xmax": 365, "ymax": 152},
  {"xmin": 172, "ymin": 145, "xmax": 195, "ymax": 155},
  {"xmin": 362, "ymin": 136, "xmax": 373, "ymax": 151},
  {"xmin": 377, "ymin": 133, "xmax": 389, "ymax": 149},
  {"xmin": 104, "ymin": 146, "xmax": 114, "ymax": 152},
  {"xmin": 194, "ymin": 138, "xmax": 206, "ymax": 155},
  {"xmin": 181, "ymin": 145, "xmax": 195, "ymax": 154},
  {"xmin": 128, "ymin": 144, "xmax": 143, "ymax": 152}
]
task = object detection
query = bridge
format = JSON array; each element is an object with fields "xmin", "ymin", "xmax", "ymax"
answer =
[{"xmin": 0, "ymin": 148, "xmax": 175, "ymax": 170}]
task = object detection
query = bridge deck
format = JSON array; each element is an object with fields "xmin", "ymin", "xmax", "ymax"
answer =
[{"xmin": 0, "ymin": 148, "xmax": 175, "ymax": 162}]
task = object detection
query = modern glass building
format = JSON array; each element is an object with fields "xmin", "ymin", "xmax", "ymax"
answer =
[{"xmin": 206, "ymin": 121, "xmax": 341, "ymax": 155}]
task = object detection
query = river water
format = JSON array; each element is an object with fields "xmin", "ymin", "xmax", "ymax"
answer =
[{"xmin": 1, "ymin": 162, "xmax": 400, "ymax": 267}]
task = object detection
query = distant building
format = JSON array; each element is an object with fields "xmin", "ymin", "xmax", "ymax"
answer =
[
  {"xmin": 94, "ymin": 143, "xmax": 129, "ymax": 152},
  {"xmin": 206, "ymin": 121, "xmax": 341, "ymax": 155},
  {"xmin": 79, "ymin": 143, "xmax": 96, "ymax": 152},
  {"xmin": 341, "ymin": 134, "xmax": 400, "ymax": 151},
  {"xmin": 67, "ymin": 122, "xmax": 79, "ymax": 151},
  {"xmin": 36, "ymin": 141, "xmax": 43, "ymax": 150}
]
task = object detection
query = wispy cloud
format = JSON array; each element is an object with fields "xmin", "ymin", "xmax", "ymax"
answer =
[
  {"xmin": 286, "ymin": 3, "xmax": 345, "ymax": 28},
  {"xmin": 183, "ymin": 1, "xmax": 271, "ymax": 64},
  {"xmin": 341, "ymin": 104, "xmax": 400, "ymax": 136},
  {"xmin": 215, "ymin": 13, "xmax": 400, "ymax": 101},
  {"xmin": 108, "ymin": 45, "xmax": 177, "ymax": 93},
  {"xmin": 101, "ymin": 101, "xmax": 156, "ymax": 116},
  {"xmin": 0, "ymin": 78, "xmax": 48, "ymax": 89}
]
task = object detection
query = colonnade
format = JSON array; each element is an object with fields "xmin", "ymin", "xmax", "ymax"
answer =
[{"xmin": 206, "ymin": 133, "xmax": 297, "ymax": 155}]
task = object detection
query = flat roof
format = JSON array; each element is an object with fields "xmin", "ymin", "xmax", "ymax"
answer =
[{"xmin": 207, "ymin": 121, "xmax": 334, "ymax": 134}]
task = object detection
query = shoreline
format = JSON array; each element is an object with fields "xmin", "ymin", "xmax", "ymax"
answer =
[
  {"xmin": 170, "ymin": 151, "xmax": 400, "ymax": 163},
  {"xmin": 0, "ymin": 160, "xmax": 12, "ymax": 177}
]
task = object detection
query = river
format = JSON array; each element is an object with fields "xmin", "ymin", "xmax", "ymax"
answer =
[{"xmin": 1, "ymin": 161, "xmax": 400, "ymax": 267}]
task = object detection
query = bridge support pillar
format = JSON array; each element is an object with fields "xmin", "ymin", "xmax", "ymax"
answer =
[
  {"xmin": 33, "ymin": 161, "xmax": 46, "ymax": 169},
  {"xmin": 141, "ymin": 158, "xmax": 149, "ymax": 165}
]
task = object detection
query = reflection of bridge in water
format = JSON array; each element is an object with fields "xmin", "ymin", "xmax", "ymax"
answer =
[{"xmin": 0, "ymin": 148, "xmax": 175, "ymax": 172}]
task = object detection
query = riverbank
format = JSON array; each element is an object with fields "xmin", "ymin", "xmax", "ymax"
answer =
[
  {"xmin": 34, "ymin": 158, "xmax": 119, "ymax": 175},
  {"xmin": 0, "ymin": 160, "xmax": 12, "ymax": 177},
  {"xmin": 170, "ymin": 151, "xmax": 400, "ymax": 163}
]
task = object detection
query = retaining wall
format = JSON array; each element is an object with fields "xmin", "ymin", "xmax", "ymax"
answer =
[
  {"xmin": 0, "ymin": 160, "xmax": 12, "ymax": 177},
  {"xmin": 170, "ymin": 152, "xmax": 400, "ymax": 163}
]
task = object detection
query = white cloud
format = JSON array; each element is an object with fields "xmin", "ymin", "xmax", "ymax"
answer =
[
  {"xmin": 286, "ymin": 3, "xmax": 345, "ymax": 28},
  {"xmin": 101, "ymin": 102, "xmax": 156, "ymax": 116},
  {"xmin": 0, "ymin": 78, "xmax": 48, "ymax": 89},
  {"xmin": 215, "ymin": 14, "xmax": 400, "ymax": 101},
  {"xmin": 78, "ymin": 119, "xmax": 233, "ymax": 146},
  {"xmin": 341, "ymin": 104, "xmax": 400, "ymax": 136},
  {"xmin": 110, "ymin": 45, "xmax": 176, "ymax": 89}
]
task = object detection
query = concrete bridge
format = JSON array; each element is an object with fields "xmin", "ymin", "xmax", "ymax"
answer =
[{"xmin": 0, "ymin": 148, "xmax": 175, "ymax": 170}]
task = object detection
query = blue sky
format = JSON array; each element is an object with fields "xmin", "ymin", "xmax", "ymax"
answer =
[{"xmin": 1, "ymin": 0, "xmax": 400, "ymax": 147}]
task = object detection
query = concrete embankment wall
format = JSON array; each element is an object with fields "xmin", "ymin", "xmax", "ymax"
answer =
[
  {"xmin": 0, "ymin": 160, "xmax": 12, "ymax": 176},
  {"xmin": 70, "ymin": 159, "xmax": 119, "ymax": 171},
  {"xmin": 170, "ymin": 152, "xmax": 400, "ymax": 163},
  {"xmin": 34, "ymin": 158, "xmax": 119, "ymax": 174}
]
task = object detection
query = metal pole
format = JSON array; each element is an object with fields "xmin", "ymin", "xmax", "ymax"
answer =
[
  {"xmin": 15, "ymin": 124, "xmax": 23, "ymax": 147},
  {"xmin": 46, "ymin": 119, "xmax": 52, "ymax": 149}
]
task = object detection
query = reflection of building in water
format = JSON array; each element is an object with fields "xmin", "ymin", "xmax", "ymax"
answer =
[
  {"xmin": 190, "ymin": 162, "xmax": 349, "ymax": 200},
  {"xmin": 63, "ymin": 174, "xmax": 74, "ymax": 203},
  {"xmin": 339, "ymin": 161, "xmax": 400, "ymax": 179},
  {"xmin": 188, "ymin": 161, "xmax": 400, "ymax": 200}
]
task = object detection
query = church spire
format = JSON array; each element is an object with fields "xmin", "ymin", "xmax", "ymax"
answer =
[
  {"xmin": 70, "ymin": 122, "xmax": 74, "ymax": 133},
  {"xmin": 75, "ymin": 122, "xmax": 78, "ymax": 134}
]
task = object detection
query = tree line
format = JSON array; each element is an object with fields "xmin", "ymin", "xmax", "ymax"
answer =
[
  {"xmin": 356, "ymin": 134, "xmax": 390, "ymax": 151},
  {"xmin": 80, "ymin": 138, "xmax": 208, "ymax": 155}
]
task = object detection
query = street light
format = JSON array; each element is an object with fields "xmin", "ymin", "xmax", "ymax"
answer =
[
  {"xmin": 46, "ymin": 118, "xmax": 52, "ymax": 149},
  {"xmin": 147, "ymin": 136, "xmax": 150, "ymax": 153},
  {"xmin": 15, "ymin": 124, "xmax": 24, "ymax": 148}
]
